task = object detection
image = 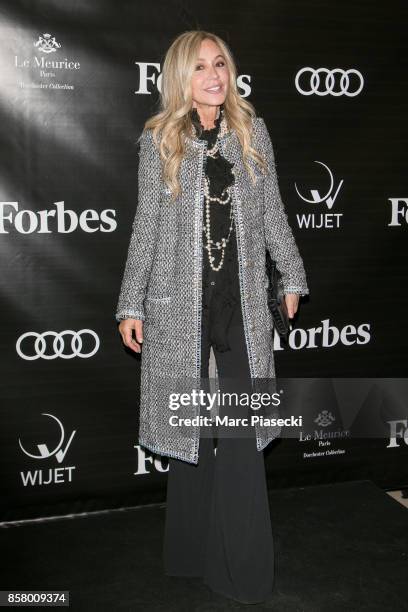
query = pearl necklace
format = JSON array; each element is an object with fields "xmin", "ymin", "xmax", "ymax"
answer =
[
  {"xmin": 203, "ymin": 181, "xmax": 235, "ymax": 271},
  {"xmin": 194, "ymin": 110, "xmax": 235, "ymax": 272}
]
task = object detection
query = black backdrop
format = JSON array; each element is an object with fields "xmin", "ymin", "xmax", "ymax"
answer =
[{"xmin": 1, "ymin": 1, "xmax": 408, "ymax": 521}]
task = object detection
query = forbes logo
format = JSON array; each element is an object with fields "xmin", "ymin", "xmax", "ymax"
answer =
[
  {"xmin": 274, "ymin": 318, "xmax": 371, "ymax": 350},
  {"xmin": 387, "ymin": 419, "xmax": 408, "ymax": 448},
  {"xmin": 134, "ymin": 62, "xmax": 252, "ymax": 98},
  {"xmin": 388, "ymin": 198, "xmax": 408, "ymax": 226},
  {"xmin": 0, "ymin": 201, "xmax": 117, "ymax": 233}
]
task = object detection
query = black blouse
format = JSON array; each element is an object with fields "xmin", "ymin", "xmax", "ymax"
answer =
[{"xmin": 190, "ymin": 107, "xmax": 241, "ymax": 352}]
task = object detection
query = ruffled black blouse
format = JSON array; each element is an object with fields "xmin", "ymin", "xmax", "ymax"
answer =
[{"xmin": 190, "ymin": 106, "xmax": 241, "ymax": 352}]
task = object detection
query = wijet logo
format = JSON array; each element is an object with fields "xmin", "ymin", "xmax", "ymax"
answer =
[
  {"xmin": 273, "ymin": 319, "xmax": 371, "ymax": 350},
  {"xmin": 295, "ymin": 161, "xmax": 344, "ymax": 229},
  {"xmin": 134, "ymin": 62, "xmax": 252, "ymax": 97},
  {"xmin": 34, "ymin": 33, "xmax": 61, "ymax": 54},
  {"xmin": 387, "ymin": 198, "xmax": 408, "ymax": 226},
  {"xmin": 387, "ymin": 419, "xmax": 408, "ymax": 448},
  {"xmin": 19, "ymin": 413, "xmax": 76, "ymax": 487},
  {"xmin": 0, "ymin": 201, "xmax": 117, "ymax": 233}
]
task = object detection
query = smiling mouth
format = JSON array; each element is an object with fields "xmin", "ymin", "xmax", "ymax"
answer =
[{"xmin": 205, "ymin": 85, "xmax": 223, "ymax": 92}]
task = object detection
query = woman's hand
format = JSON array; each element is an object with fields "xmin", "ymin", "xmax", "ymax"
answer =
[
  {"xmin": 118, "ymin": 318, "xmax": 144, "ymax": 353},
  {"xmin": 284, "ymin": 293, "xmax": 300, "ymax": 319}
]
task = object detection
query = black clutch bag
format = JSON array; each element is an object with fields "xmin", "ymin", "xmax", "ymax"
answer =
[{"xmin": 265, "ymin": 250, "xmax": 290, "ymax": 342}]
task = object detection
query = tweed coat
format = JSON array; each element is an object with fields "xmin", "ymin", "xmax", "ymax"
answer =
[{"xmin": 115, "ymin": 115, "xmax": 309, "ymax": 464}]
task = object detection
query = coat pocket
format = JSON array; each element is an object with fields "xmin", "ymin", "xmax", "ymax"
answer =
[{"xmin": 143, "ymin": 296, "xmax": 175, "ymax": 337}]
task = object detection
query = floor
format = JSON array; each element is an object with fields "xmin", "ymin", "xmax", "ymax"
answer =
[{"xmin": 1, "ymin": 479, "xmax": 407, "ymax": 611}]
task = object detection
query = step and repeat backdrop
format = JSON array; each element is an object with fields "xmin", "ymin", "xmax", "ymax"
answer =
[{"xmin": 1, "ymin": 1, "xmax": 407, "ymax": 520}]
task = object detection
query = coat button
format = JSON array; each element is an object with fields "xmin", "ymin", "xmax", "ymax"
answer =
[
  {"xmin": 249, "ymin": 324, "xmax": 255, "ymax": 331},
  {"xmin": 254, "ymin": 356, "xmax": 260, "ymax": 363}
]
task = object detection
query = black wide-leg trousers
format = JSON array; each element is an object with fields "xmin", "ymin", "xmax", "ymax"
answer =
[{"xmin": 162, "ymin": 304, "xmax": 275, "ymax": 604}]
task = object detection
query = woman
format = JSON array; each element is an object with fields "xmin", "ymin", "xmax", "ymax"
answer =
[{"xmin": 116, "ymin": 31, "xmax": 309, "ymax": 604}]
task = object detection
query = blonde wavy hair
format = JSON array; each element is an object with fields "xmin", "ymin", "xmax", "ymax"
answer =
[{"xmin": 141, "ymin": 30, "xmax": 268, "ymax": 201}]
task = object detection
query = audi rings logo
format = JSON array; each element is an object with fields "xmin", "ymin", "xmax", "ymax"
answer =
[
  {"xmin": 295, "ymin": 67, "xmax": 364, "ymax": 97},
  {"xmin": 16, "ymin": 329, "xmax": 100, "ymax": 360}
]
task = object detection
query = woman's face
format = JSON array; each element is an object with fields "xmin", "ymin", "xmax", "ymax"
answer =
[{"xmin": 191, "ymin": 38, "xmax": 229, "ymax": 110}]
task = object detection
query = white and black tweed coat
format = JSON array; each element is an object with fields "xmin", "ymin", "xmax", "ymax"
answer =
[{"xmin": 115, "ymin": 116, "xmax": 309, "ymax": 464}]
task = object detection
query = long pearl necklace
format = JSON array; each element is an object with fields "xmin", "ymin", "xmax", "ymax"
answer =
[
  {"xmin": 199, "ymin": 111, "xmax": 235, "ymax": 272},
  {"xmin": 203, "ymin": 177, "xmax": 234, "ymax": 272}
]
